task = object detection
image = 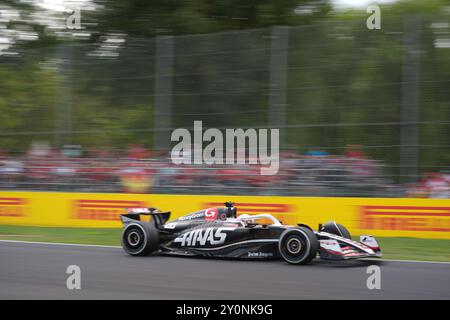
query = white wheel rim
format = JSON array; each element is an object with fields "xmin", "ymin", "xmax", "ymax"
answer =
[
  {"xmin": 286, "ymin": 237, "xmax": 302, "ymax": 254},
  {"xmin": 127, "ymin": 231, "xmax": 141, "ymax": 246}
]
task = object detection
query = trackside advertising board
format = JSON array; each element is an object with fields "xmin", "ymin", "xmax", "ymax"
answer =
[{"xmin": 0, "ymin": 191, "xmax": 449, "ymax": 239}]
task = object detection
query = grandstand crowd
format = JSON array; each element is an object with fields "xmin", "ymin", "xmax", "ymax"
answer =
[{"xmin": 0, "ymin": 143, "xmax": 448, "ymax": 198}]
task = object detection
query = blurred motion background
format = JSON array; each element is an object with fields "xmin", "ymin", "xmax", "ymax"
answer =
[{"xmin": 0, "ymin": 0, "xmax": 449, "ymax": 198}]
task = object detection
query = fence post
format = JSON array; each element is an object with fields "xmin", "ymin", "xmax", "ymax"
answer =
[
  {"xmin": 268, "ymin": 26, "xmax": 289, "ymax": 148},
  {"xmin": 153, "ymin": 36, "xmax": 174, "ymax": 151},
  {"xmin": 54, "ymin": 44, "xmax": 73, "ymax": 148},
  {"xmin": 400, "ymin": 16, "xmax": 421, "ymax": 183}
]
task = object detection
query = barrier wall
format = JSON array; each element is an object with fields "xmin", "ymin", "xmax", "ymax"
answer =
[{"xmin": 0, "ymin": 191, "xmax": 449, "ymax": 239}]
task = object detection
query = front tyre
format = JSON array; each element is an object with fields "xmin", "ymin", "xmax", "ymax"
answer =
[
  {"xmin": 278, "ymin": 227, "xmax": 319, "ymax": 265},
  {"xmin": 122, "ymin": 223, "xmax": 159, "ymax": 256},
  {"xmin": 321, "ymin": 221, "xmax": 351, "ymax": 239}
]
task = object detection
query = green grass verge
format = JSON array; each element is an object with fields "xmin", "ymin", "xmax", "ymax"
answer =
[
  {"xmin": 0, "ymin": 225, "xmax": 121, "ymax": 246},
  {"xmin": 0, "ymin": 225, "xmax": 449, "ymax": 262}
]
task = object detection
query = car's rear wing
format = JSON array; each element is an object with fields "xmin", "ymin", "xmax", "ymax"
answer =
[{"xmin": 120, "ymin": 208, "xmax": 171, "ymax": 228}]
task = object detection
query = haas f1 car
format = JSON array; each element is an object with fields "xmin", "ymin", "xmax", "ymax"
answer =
[{"xmin": 120, "ymin": 202, "xmax": 382, "ymax": 265}]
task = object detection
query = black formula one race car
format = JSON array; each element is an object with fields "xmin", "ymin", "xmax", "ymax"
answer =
[{"xmin": 120, "ymin": 202, "xmax": 382, "ymax": 265}]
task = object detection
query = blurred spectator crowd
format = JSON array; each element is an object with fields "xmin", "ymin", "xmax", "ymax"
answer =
[{"xmin": 0, "ymin": 143, "xmax": 448, "ymax": 198}]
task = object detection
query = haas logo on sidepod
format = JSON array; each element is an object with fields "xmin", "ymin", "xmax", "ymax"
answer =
[{"xmin": 174, "ymin": 227, "xmax": 235, "ymax": 247}]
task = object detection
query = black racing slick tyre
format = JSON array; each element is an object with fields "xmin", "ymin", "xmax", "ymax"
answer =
[
  {"xmin": 278, "ymin": 227, "xmax": 319, "ymax": 265},
  {"xmin": 321, "ymin": 221, "xmax": 351, "ymax": 239},
  {"xmin": 121, "ymin": 222, "xmax": 159, "ymax": 256}
]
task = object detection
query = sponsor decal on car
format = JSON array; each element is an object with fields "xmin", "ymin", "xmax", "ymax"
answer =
[
  {"xmin": 247, "ymin": 252, "xmax": 273, "ymax": 258},
  {"xmin": 127, "ymin": 208, "xmax": 151, "ymax": 214},
  {"xmin": 174, "ymin": 227, "xmax": 235, "ymax": 246},
  {"xmin": 223, "ymin": 223, "xmax": 240, "ymax": 227},
  {"xmin": 360, "ymin": 205, "xmax": 450, "ymax": 232},
  {"xmin": 359, "ymin": 235, "xmax": 380, "ymax": 250},
  {"xmin": 204, "ymin": 208, "xmax": 218, "ymax": 220},
  {"xmin": 72, "ymin": 199, "xmax": 146, "ymax": 220},
  {"xmin": 0, "ymin": 197, "xmax": 26, "ymax": 217},
  {"xmin": 319, "ymin": 239, "xmax": 342, "ymax": 253},
  {"xmin": 177, "ymin": 211, "xmax": 205, "ymax": 221},
  {"xmin": 164, "ymin": 222, "xmax": 177, "ymax": 229}
]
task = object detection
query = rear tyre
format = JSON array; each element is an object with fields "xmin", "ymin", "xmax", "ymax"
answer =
[
  {"xmin": 278, "ymin": 227, "xmax": 319, "ymax": 265},
  {"xmin": 321, "ymin": 221, "xmax": 351, "ymax": 239},
  {"xmin": 121, "ymin": 222, "xmax": 159, "ymax": 256}
]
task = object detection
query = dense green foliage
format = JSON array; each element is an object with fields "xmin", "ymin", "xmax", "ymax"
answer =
[{"xmin": 0, "ymin": 0, "xmax": 449, "ymax": 178}]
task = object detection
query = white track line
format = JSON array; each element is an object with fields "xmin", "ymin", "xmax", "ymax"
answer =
[
  {"xmin": 0, "ymin": 239, "xmax": 120, "ymax": 249},
  {"xmin": 376, "ymin": 258, "xmax": 450, "ymax": 265},
  {"xmin": 0, "ymin": 239, "xmax": 449, "ymax": 265}
]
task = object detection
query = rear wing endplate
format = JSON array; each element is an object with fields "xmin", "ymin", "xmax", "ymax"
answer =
[{"xmin": 121, "ymin": 207, "xmax": 171, "ymax": 227}]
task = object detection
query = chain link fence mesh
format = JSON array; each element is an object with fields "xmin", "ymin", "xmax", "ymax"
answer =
[{"xmin": 0, "ymin": 16, "xmax": 449, "ymax": 197}]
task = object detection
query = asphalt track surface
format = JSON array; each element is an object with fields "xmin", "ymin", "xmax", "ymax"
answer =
[{"xmin": 1, "ymin": 240, "xmax": 449, "ymax": 299}]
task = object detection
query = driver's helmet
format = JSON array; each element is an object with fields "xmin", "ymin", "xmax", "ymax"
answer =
[
  {"xmin": 217, "ymin": 206, "xmax": 237, "ymax": 220},
  {"xmin": 223, "ymin": 201, "xmax": 237, "ymax": 218},
  {"xmin": 228, "ymin": 206, "xmax": 237, "ymax": 218}
]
